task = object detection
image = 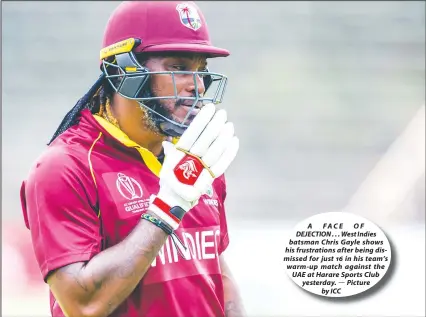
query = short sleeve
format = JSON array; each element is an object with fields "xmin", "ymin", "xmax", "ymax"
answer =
[
  {"xmin": 21, "ymin": 147, "xmax": 102, "ymax": 281},
  {"xmin": 216, "ymin": 175, "xmax": 230, "ymax": 255}
]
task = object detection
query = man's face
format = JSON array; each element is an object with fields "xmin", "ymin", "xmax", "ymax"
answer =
[{"xmin": 143, "ymin": 53, "xmax": 208, "ymax": 126}]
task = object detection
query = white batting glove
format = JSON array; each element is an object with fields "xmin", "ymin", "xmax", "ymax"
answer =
[{"xmin": 148, "ymin": 103, "xmax": 239, "ymax": 230}]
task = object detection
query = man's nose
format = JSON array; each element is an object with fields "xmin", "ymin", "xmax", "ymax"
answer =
[{"xmin": 186, "ymin": 72, "xmax": 206, "ymax": 96}]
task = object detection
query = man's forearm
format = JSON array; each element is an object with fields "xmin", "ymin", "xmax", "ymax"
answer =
[
  {"xmin": 223, "ymin": 277, "xmax": 246, "ymax": 317},
  {"xmin": 221, "ymin": 256, "xmax": 247, "ymax": 317},
  {"xmin": 49, "ymin": 216, "xmax": 168, "ymax": 317}
]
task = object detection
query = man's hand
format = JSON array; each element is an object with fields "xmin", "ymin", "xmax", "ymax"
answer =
[{"xmin": 148, "ymin": 103, "xmax": 239, "ymax": 229}]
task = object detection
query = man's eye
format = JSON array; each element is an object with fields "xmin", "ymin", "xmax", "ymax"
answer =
[{"xmin": 172, "ymin": 65, "xmax": 186, "ymax": 71}]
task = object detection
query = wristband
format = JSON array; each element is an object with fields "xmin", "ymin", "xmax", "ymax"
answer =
[
  {"xmin": 148, "ymin": 195, "xmax": 186, "ymax": 230},
  {"xmin": 141, "ymin": 213, "xmax": 188, "ymax": 260},
  {"xmin": 141, "ymin": 213, "xmax": 174, "ymax": 235}
]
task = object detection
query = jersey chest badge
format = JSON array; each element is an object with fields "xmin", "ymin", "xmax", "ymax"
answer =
[{"xmin": 102, "ymin": 171, "xmax": 153, "ymax": 216}]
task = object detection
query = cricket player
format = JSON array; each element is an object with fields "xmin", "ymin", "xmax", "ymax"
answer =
[{"xmin": 20, "ymin": 2, "xmax": 245, "ymax": 317}]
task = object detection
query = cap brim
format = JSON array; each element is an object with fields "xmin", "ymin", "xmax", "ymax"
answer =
[{"xmin": 135, "ymin": 43, "xmax": 230, "ymax": 58}]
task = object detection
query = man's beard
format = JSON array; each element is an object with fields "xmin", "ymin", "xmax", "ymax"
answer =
[{"xmin": 139, "ymin": 98, "xmax": 197, "ymax": 136}]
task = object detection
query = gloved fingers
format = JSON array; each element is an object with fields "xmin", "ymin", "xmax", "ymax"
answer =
[
  {"xmin": 175, "ymin": 103, "xmax": 216, "ymax": 151},
  {"xmin": 210, "ymin": 136, "xmax": 239, "ymax": 177},
  {"xmin": 190, "ymin": 109, "xmax": 227, "ymax": 158},
  {"xmin": 202, "ymin": 121, "xmax": 234, "ymax": 167}
]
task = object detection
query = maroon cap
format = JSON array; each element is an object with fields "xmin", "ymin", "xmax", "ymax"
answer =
[{"xmin": 101, "ymin": 1, "xmax": 230, "ymax": 58}]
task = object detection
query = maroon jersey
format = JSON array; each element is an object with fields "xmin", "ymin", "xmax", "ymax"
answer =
[{"xmin": 20, "ymin": 109, "xmax": 230, "ymax": 317}]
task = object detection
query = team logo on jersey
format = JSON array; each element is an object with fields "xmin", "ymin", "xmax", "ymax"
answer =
[
  {"xmin": 176, "ymin": 3, "xmax": 202, "ymax": 31},
  {"xmin": 203, "ymin": 185, "xmax": 219, "ymax": 208},
  {"xmin": 205, "ymin": 185, "xmax": 214, "ymax": 198},
  {"xmin": 116, "ymin": 172, "xmax": 143, "ymax": 200}
]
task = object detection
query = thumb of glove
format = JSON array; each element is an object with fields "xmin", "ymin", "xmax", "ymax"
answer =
[{"xmin": 162, "ymin": 140, "xmax": 174, "ymax": 156}]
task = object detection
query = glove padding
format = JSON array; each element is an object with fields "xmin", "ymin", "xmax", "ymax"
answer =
[{"xmin": 148, "ymin": 103, "xmax": 239, "ymax": 229}]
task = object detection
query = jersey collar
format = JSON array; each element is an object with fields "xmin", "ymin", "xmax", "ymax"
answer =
[{"xmin": 91, "ymin": 114, "xmax": 178, "ymax": 177}]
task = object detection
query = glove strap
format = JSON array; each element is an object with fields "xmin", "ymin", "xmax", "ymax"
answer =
[{"xmin": 148, "ymin": 195, "xmax": 186, "ymax": 230}]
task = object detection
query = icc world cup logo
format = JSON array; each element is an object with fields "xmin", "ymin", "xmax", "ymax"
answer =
[{"xmin": 116, "ymin": 173, "xmax": 143, "ymax": 200}]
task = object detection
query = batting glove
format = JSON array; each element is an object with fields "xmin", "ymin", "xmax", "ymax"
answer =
[{"xmin": 148, "ymin": 103, "xmax": 239, "ymax": 230}]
